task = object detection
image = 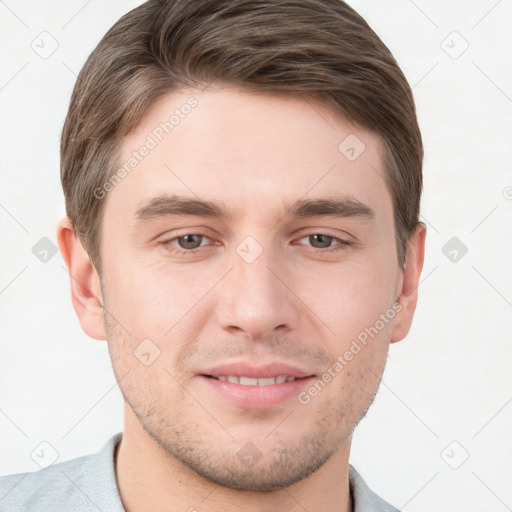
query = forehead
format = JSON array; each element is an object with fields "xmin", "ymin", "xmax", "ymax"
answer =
[{"xmin": 105, "ymin": 86, "xmax": 392, "ymax": 224}]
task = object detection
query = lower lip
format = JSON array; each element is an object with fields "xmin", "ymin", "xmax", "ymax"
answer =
[{"xmin": 198, "ymin": 375, "xmax": 315, "ymax": 409}]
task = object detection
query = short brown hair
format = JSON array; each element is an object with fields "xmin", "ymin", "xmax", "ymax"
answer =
[{"xmin": 61, "ymin": 0, "xmax": 423, "ymax": 272}]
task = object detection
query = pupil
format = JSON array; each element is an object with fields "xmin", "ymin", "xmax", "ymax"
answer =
[
  {"xmin": 311, "ymin": 234, "xmax": 331, "ymax": 248},
  {"xmin": 179, "ymin": 234, "xmax": 201, "ymax": 249}
]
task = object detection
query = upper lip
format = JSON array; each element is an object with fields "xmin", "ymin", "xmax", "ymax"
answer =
[{"xmin": 200, "ymin": 362, "xmax": 315, "ymax": 379}]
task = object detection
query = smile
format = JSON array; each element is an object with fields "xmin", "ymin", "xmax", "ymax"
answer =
[{"xmin": 207, "ymin": 375, "xmax": 298, "ymax": 385}]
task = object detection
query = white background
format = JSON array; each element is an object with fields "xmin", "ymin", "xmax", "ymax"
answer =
[{"xmin": 0, "ymin": 1, "xmax": 511, "ymax": 511}]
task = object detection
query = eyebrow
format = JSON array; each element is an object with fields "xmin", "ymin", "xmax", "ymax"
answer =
[{"xmin": 134, "ymin": 194, "xmax": 375, "ymax": 223}]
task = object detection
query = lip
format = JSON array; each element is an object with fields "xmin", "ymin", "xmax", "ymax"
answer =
[
  {"xmin": 200, "ymin": 362, "xmax": 314, "ymax": 379},
  {"xmin": 198, "ymin": 362, "xmax": 316, "ymax": 409}
]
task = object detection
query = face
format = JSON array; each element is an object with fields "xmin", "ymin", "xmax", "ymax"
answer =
[{"xmin": 97, "ymin": 86, "xmax": 407, "ymax": 490}]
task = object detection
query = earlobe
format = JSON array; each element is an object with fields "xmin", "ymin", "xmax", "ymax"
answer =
[
  {"xmin": 57, "ymin": 217, "xmax": 107, "ymax": 341},
  {"xmin": 390, "ymin": 222, "xmax": 426, "ymax": 343}
]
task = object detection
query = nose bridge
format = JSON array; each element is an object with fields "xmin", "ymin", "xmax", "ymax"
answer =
[{"xmin": 216, "ymin": 236, "xmax": 299, "ymax": 339}]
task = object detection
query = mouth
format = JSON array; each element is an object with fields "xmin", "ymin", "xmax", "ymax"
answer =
[
  {"xmin": 200, "ymin": 361, "xmax": 315, "ymax": 381},
  {"xmin": 202, "ymin": 375, "xmax": 308, "ymax": 385},
  {"xmin": 197, "ymin": 363, "xmax": 316, "ymax": 409}
]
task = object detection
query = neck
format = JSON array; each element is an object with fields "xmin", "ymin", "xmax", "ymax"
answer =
[{"xmin": 116, "ymin": 405, "xmax": 352, "ymax": 512}]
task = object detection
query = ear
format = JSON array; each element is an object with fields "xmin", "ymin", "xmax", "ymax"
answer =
[
  {"xmin": 390, "ymin": 222, "xmax": 426, "ymax": 343},
  {"xmin": 57, "ymin": 217, "xmax": 107, "ymax": 341}
]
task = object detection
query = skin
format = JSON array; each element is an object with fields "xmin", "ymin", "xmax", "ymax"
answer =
[{"xmin": 58, "ymin": 85, "xmax": 425, "ymax": 512}]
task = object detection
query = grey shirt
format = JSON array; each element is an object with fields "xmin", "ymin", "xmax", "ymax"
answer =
[{"xmin": 0, "ymin": 433, "xmax": 400, "ymax": 511}]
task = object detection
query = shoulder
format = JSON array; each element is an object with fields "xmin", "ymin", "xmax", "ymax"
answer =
[
  {"xmin": 0, "ymin": 433, "xmax": 123, "ymax": 512},
  {"xmin": 0, "ymin": 452, "xmax": 96, "ymax": 511},
  {"xmin": 349, "ymin": 465, "xmax": 401, "ymax": 512}
]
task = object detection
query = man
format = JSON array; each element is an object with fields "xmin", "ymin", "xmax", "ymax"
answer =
[{"xmin": 0, "ymin": 0, "xmax": 425, "ymax": 510}]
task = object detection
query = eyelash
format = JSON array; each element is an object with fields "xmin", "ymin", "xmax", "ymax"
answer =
[{"xmin": 160, "ymin": 232, "xmax": 351, "ymax": 256}]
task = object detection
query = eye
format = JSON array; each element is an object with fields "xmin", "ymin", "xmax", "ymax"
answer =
[
  {"xmin": 159, "ymin": 232, "xmax": 351, "ymax": 257},
  {"xmin": 161, "ymin": 233, "xmax": 214, "ymax": 255},
  {"xmin": 296, "ymin": 233, "xmax": 351, "ymax": 252},
  {"xmin": 174, "ymin": 234, "xmax": 206, "ymax": 250}
]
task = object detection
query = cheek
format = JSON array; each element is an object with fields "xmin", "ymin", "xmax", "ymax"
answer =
[
  {"xmin": 102, "ymin": 240, "xmax": 399, "ymax": 345},
  {"xmin": 298, "ymin": 256, "xmax": 399, "ymax": 342},
  {"xmin": 101, "ymin": 252, "xmax": 219, "ymax": 341}
]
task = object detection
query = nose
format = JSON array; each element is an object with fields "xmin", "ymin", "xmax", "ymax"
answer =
[{"xmin": 215, "ymin": 242, "xmax": 300, "ymax": 341}]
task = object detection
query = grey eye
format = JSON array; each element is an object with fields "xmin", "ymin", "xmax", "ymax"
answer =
[
  {"xmin": 177, "ymin": 234, "xmax": 204, "ymax": 249},
  {"xmin": 307, "ymin": 234, "xmax": 335, "ymax": 249}
]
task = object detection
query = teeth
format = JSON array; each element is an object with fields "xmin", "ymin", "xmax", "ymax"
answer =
[
  {"xmin": 212, "ymin": 375, "xmax": 296, "ymax": 386},
  {"xmin": 239, "ymin": 376, "xmax": 258, "ymax": 385},
  {"xmin": 257, "ymin": 377, "xmax": 277, "ymax": 386}
]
